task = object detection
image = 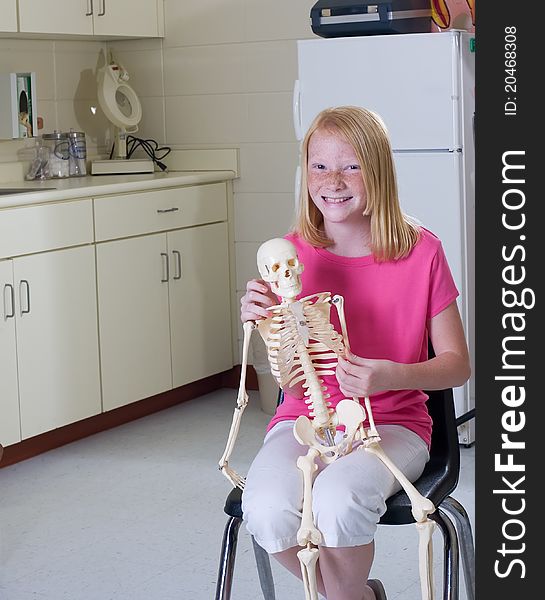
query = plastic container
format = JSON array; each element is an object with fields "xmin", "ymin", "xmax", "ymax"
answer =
[
  {"xmin": 42, "ymin": 131, "xmax": 70, "ymax": 178},
  {"xmin": 67, "ymin": 130, "xmax": 87, "ymax": 176}
]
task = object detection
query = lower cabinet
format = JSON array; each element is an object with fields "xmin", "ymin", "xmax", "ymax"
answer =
[
  {"xmin": 0, "ymin": 260, "xmax": 20, "ymax": 446},
  {"xmin": 0, "ymin": 246, "xmax": 102, "ymax": 443},
  {"xmin": 168, "ymin": 222, "xmax": 232, "ymax": 388},
  {"xmin": 96, "ymin": 221, "xmax": 233, "ymax": 411}
]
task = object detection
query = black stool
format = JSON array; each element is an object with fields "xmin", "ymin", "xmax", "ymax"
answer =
[{"xmin": 215, "ymin": 386, "xmax": 474, "ymax": 600}]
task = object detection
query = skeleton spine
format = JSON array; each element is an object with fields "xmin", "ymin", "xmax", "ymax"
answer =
[{"xmin": 296, "ymin": 342, "xmax": 332, "ymax": 429}]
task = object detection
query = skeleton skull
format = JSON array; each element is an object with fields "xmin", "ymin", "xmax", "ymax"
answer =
[{"xmin": 257, "ymin": 238, "xmax": 304, "ymax": 299}]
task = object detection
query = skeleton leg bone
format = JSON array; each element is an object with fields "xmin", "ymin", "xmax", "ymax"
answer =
[
  {"xmin": 218, "ymin": 320, "xmax": 256, "ymax": 488},
  {"xmin": 296, "ymin": 448, "xmax": 322, "ymax": 600},
  {"xmin": 297, "ymin": 545, "xmax": 320, "ymax": 600},
  {"xmin": 364, "ymin": 440, "xmax": 436, "ymax": 600},
  {"xmin": 417, "ymin": 520, "xmax": 437, "ymax": 600}
]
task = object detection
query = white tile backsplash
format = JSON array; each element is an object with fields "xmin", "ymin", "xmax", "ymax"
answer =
[
  {"xmin": 165, "ymin": 94, "xmax": 249, "ymax": 146},
  {"xmin": 235, "ymin": 241, "xmax": 261, "ymax": 291},
  {"xmin": 163, "ymin": 0, "xmax": 245, "ymax": 48},
  {"xmin": 243, "ymin": 0, "xmax": 317, "ymax": 42},
  {"xmin": 234, "ymin": 192, "xmax": 296, "ymax": 242},
  {"xmin": 234, "ymin": 142, "xmax": 300, "ymax": 194},
  {"xmin": 242, "ymin": 40, "xmax": 298, "ymax": 93},
  {"xmin": 163, "ymin": 45, "xmax": 246, "ymax": 96},
  {"xmin": 246, "ymin": 92, "xmax": 295, "ymax": 143}
]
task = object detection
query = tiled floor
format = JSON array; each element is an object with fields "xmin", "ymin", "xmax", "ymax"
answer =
[{"xmin": 0, "ymin": 388, "xmax": 475, "ymax": 600}]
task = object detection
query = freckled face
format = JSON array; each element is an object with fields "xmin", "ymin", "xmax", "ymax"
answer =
[{"xmin": 307, "ymin": 128, "xmax": 368, "ymax": 227}]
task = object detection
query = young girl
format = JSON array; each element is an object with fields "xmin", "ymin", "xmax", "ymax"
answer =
[{"xmin": 239, "ymin": 106, "xmax": 471, "ymax": 600}]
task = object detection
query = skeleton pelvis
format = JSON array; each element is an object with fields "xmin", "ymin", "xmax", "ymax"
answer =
[{"xmin": 293, "ymin": 400, "xmax": 366, "ymax": 463}]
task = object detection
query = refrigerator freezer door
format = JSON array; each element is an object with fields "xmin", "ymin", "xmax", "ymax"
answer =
[
  {"xmin": 394, "ymin": 150, "xmax": 473, "ymax": 431},
  {"xmin": 296, "ymin": 32, "xmax": 461, "ymax": 150}
]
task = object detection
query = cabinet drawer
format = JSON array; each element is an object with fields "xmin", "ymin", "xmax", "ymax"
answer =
[
  {"xmin": 94, "ymin": 182, "xmax": 227, "ymax": 241},
  {"xmin": 0, "ymin": 199, "xmax": 94, "ymax": 259}
]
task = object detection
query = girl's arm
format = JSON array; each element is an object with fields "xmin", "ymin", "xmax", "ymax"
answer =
[{"xmin": 336, "ymin": 301, "xmax": 471, "ymax": 397}]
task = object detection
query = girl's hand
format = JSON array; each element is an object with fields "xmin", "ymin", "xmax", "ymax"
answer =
[
  {"xmin": 240, "ymin": 279, "xmax": 278, "ymax": 323},
  {"xmin": 336, "ymin": 352, "xmax": 399, "ymax": 398}
]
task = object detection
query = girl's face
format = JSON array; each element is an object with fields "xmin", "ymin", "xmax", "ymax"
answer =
[{"xmin": 307, "ymin": 128, "xmax": 368, "ymax": 228}]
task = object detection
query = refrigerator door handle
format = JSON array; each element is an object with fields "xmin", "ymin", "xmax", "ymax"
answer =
[{"xmin": 293, "ymin": 79, "xmax": 303, "ymax": 141}]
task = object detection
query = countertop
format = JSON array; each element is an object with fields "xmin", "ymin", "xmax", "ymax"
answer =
[{"xmin": 0, "ymin": 170, "xmax": 236, "ymax": 210}]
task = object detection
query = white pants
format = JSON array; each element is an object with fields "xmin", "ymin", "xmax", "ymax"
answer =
[{"xmin": 242, "ymin": 421, "xmax": 429, "ymax": 553}]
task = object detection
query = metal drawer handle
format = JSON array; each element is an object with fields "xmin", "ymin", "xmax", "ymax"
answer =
[
  {"xmin": 98, "ymin": 0, "xmax": 106, "ymax": 16},
  {"xmin": 173, "ymin": 250, "xmax": 182, "ymax": 280},
  {"xmin": 3, "ymin": 283, "xmax": 15, "ymax": 319},
  {"xmin": 20, "ymin": 280, "xmax": 30, "ymax": 315},
  {"xmin": 86, "ymin": 0, "xmax": 93, "ymax": 16},
  {"xmin": 160, "ymin": 252, "xmax": 169, "ymax": 282},
  {"xmin": 157, "ymin": 207, "xmax": 179, "ymax": 214}
]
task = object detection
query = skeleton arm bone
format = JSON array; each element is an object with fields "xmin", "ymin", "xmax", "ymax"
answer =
[
  {"xmin": 332, "ymin": 295, "xmax": 380, "ymax": 439},
  {"xmin": 218, "ymin": 320, "xmax": 256, "ymax": 489}
]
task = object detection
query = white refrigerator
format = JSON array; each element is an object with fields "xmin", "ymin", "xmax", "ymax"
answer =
[{"xmin": 293, "ymin": 30, "xmax": 475, "ymax": 444}]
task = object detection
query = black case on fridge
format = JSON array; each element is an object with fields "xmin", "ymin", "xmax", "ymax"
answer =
[{"xmin": 310, "ymin": 0, "xmax": 433, "ymax": 38}]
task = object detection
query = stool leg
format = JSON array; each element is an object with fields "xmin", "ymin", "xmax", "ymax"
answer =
[
  {"xmin": 215, "ymin": 516, "xmax": 242, "ymax": 600},
  {"xmin": 251, "ymin": 536, "xmax": 276, "ymax": 600},
  {"xmin": 431, "ymin": 509, "xmax": 460, "ymax": 600},
  {"xmin": 441, "ymin": 497, "xmax": 475, "ymax": 600}
]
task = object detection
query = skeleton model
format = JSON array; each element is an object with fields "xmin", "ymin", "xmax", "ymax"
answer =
[{"xmin": 219, "ymin": 238, "xmax": 437, "ymax": 600}]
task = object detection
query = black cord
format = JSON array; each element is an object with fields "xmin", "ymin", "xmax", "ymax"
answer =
[{"xmin": 125, "ymin": 136, "xmax": 171, "ymax": 171}]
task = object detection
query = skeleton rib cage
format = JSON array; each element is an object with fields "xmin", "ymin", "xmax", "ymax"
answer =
[{"xmin": 258, "ymin": 292, "xmax": 345, "ymax": 426}]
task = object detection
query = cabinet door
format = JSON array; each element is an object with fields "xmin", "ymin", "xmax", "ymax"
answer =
[
  {"xmin": 0, "ymin": 0, "xmax": 17, "ymax": 32},
  {"xmin": 168, "ymin": 222, "xmax": 233, "ymax": 388},
  {"xmin": 93, "ymin": 0, "xmax": 160, "ymax": 37},
  {"xmin": 14, "ymin": 246, "xmax": 101, "ymax": 439},
  {"xmin": 18, "ymin": 0, "xmax": 94, "ymax": 35},
  {"xmin": 96, "ymin": 233, "xmax": 172, "ymax": 410},
  {"xmin": 0, "ymin": 260, "xmax": 21, "ymax": 447}
]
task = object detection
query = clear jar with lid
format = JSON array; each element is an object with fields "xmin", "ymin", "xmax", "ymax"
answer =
[{"xmin": 42, "ymin": 131, "xmax": 70, "ymax": 178}]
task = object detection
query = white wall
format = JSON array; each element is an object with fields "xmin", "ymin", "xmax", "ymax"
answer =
[
  {"xmin": 0, "ymin": 1, "xmax": 319, "ymax": 359},
  {"xmin": 0, "ymin": 38, "xmax": 111, "ymax": 162},
  {"xmin": 109, "ymin": 0, "xmax": 319, "ymax": 357}
]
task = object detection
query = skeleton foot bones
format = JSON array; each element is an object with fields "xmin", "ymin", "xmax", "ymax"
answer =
[{"xmin": 218, "ymin": 238, "xmax": 436, "ymax": 600}]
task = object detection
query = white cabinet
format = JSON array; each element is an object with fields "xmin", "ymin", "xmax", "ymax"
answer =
[
  {"xmin": 0, "ymin": 0, "xmax": 17, "ymax": 33},
  {"xmin": 168, "ymin": 223, "xmax": 232, "ymax": 388},
  {"xmin": 0, "ymin": 247, "xmax": 101, "ymax": 442},
  {"xmin": 95, "ymin": 183, "xmax": 233, "ymax": 411},
  {"xmin": 0, "ymin": 199, "xmax": 101, "ymax": 444},
  {"xmin": 96, "ymin": 233, "xmax": 173, "ymax": 410},
  {"xmin": 0, "ymin": 260, "xmax": 20, "ymax": 446},
  {"xmin": 18, "ymin": 0, "xmax": 163, "ymax": 38},
  {"xmin": 1, "ymin": 178, "xmax": 234, "ymax": 447},
  {"xmin": 15, "ymin": 246, "xmax": 102, "ymax": 438}
]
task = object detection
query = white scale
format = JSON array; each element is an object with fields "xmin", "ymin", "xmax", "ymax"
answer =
[{"xmin": 91, "ymin": 57, "xmax": 154, "ymax": 175}]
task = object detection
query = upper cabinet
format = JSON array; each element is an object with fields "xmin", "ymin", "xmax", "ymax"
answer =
[
  {"xmin": 0, "ymin": 0, "xmax": 17, "ymax": 33},
  {"xmin": 17, "ymin": 0, "xmax": 164, "ymax": 38}
]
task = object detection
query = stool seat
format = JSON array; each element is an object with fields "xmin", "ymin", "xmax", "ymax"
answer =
[{"xmin": 224, "ymin": 486, "xmax": 243, "ymax": 519}]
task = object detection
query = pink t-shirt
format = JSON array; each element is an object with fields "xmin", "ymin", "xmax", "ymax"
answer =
[{"xmin": 266, "ymin": 228, "xmax": 459, "ymax": 447}]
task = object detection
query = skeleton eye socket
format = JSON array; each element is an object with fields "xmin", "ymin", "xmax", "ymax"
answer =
[
  {"xmin": 287, "ymin": 259, "xmax": 296, "ymax": 267},
  {"xmin": 271, "ymin": 263, "xmax": 280, "ymax": 273}
]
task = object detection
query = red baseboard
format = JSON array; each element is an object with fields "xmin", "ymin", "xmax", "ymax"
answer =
[{"xmin": 0, "ymin": 365, "xmax": 258, "ymax": 469}]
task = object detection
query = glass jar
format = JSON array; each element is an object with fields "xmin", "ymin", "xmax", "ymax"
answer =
[
  {"xmin": 42, "ymin": 131, "xmax": 70, "ymax": 178},
  {"xmin": 67, "ymin": 130, "xmax": 87, "ymax": 177}
]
